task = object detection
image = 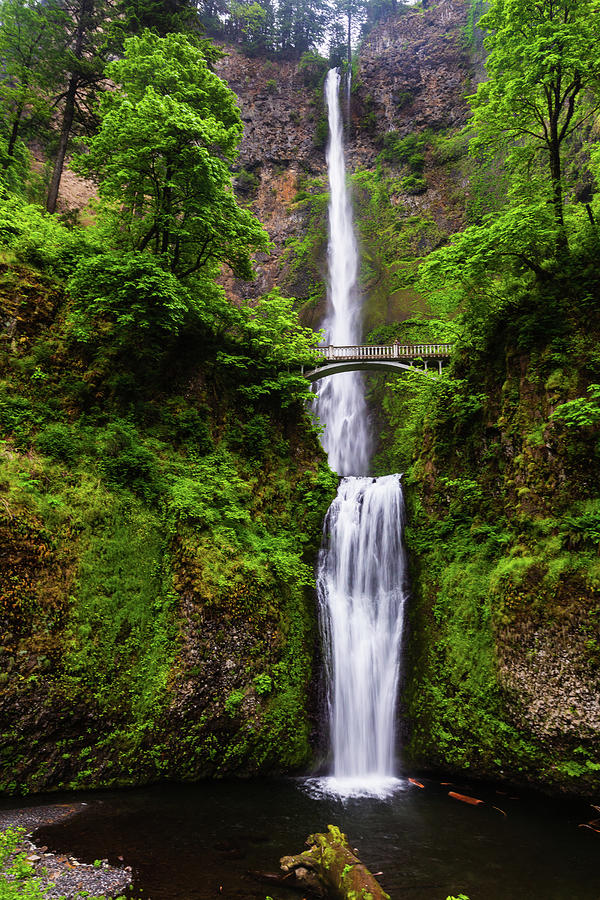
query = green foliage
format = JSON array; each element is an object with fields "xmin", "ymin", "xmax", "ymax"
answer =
[
  {"xmin": 298, "ymin": 49, "xmax": 329, "ymax": 87},
  {"xmin": 401, "ymin": 174, "xmax": 427, "ymax": 195},
  {"xmin": 224, "ymin": 689, "xmax": 245, "ymax": 716},
  {"xmin": 73, "ymin": 31, "xmax": 268, "ymax": 279},
  {"xmin": 0, "ymin": 193, "xmax": 99, "ymax": 277},
  {"xmin": 35, "ymin": 423, "xmax": 79, "ymax": 462},
  {"xmin": 380, "ymin": 130, "xmax": 427, "ymax": 168},
  {"xmin": 470, "ymin": 0, "xmax": 600, "ymax": 243},
  {"xmin": 550, "ymin": 384, "xmax": 600, "ymax": 429},
  {"xmin": 95, "ymin": 419, "xmax": 164, "ymax": 502},
  {"xmin": 67, "ymin": 251, "xmax": 192, "ymax": 354},
  {"xmin": 0, "ymin": 249, "xmax": 334, "ymax": 790},
  {"xmin": 0, "ymin": 828, "xmax": 45, "ymax": 900},
  {"xmin": 253, "ymin": 673, "xmax": 273, "ymax": 694},
  {"xmin": 0, "ymin": 0, "xmax": 65, "ymax": 191}
]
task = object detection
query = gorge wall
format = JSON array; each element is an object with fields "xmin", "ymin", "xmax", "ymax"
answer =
[
  {"xmin": 0, "ymin": 263, "xmax": 337, "ymax": 793},
  {"xmin": 216, "ymin": 0, "xmax": 600, "ymax": 799},
  {"xmin": 1, "ymin": 0, "xmax": 599, "ymax": 801}
]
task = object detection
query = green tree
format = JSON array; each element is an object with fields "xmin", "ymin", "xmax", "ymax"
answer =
[
  {"xmin": 276, "ymin": 0, "xmax": 329, "ymax": 55},
  {"xmin": 228, "ymin": 1, "xmax": 268, "ymax": 46},
  {"xmin": 332, "ymin": 0, "xmax": 366, "ymax": 65},
  {"xmin": 74, "ymin": 31, "xmax": 268, "ymax": 278},
  {"xmin": 470, "ymin": 0, "xmax": 600, "ymax": 250},
  {"xmin": 118, "ymin": 0, "xmax": 200, "ymax": 35},
  {"xmin": 0, "ymin": 0, "xmax": 64, "ymax": 176},
  {"xmin": 46, "ymin": 0, "xmax": 117, "ymax": 213}
]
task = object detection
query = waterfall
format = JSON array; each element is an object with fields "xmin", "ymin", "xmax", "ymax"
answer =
[
  {"xmin": 311, "ymin": 69, "xmax": 407, "ymax": 799},
  {"xmin": 317, "ymin": 475, "xmax": 408, "ymax": 795},
  {"xmin": 314, "ymin": 68, "xmax": 371, "ymax": 477}
]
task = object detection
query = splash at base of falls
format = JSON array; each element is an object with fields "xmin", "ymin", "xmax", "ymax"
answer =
[{"xmin": 302, "ymin": 775, "xmax": 407, "ymax": 801}]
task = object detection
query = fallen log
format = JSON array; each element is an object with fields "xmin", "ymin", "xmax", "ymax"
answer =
[
  {"xmin": 448, "ymin": 791, "xmax": 484, "ymax": 806},
  {"xmin": 280, "ymin": 825, "xmax": 390, "ymax": 900}
]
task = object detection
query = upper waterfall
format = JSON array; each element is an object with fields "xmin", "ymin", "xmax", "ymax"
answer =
[{"xmin": 313, "ymin": 68, "xmax": 372, "ymax": 476}]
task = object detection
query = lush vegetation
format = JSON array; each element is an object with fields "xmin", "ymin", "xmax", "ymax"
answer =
[
  {"xmin": 0, "ymin": 10, "xmax": 339, "ymax": 793},
  {"xmin": 365, "ymin": 0, "xmax": 600, "ymax": 795}
]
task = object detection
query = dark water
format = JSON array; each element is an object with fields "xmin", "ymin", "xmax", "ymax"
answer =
[{"xmin": 10, "ymin": 777, "xmax": 600, "ymax": 899}]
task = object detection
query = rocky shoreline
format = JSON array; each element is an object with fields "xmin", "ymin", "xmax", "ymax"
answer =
[{"xmin": 0, "ymin": 803, "xmax": 133, "ymax": 899}]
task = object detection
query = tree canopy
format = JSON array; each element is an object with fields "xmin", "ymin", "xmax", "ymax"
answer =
[
  {"xmin": 75, "ymin": 31, "xmax": 268, "ymax": 279},
  {"xmin": 470, "ymin": 0, "xmax": 600, "ymax": 247}
]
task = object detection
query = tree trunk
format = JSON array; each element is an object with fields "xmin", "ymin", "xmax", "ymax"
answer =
[
  {"xmin": 548, "ymin": 129, "xmax": 568, "ymax": 253},
  {"xmin": 347, "ymin": 9, "xmax": 352, "ymax": 67},
  {"xmin": 5, "ymin": 99, "xmax": 25, "ymax": 166},
  {"xmin": 280, "ymin": 825, "xmax": 390, "ymax": 900},
  {"xmin": 46, "ymin": 0, "xmax": 93, "ymax": 213},
  {"xmin": 46, "ymin": 76, "xmax": 77, "ymax": 213}
]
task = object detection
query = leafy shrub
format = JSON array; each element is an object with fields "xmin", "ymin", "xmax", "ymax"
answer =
[
  {"xmin": 169, "ymin": 451, "xmax": 251, "ymax": 530},
  {"xmin": 234, "ymin": 167, "xmax": 259, "ymax": 196},
  {"xmin": 298, "ymin": 50, "xmax": 329, "ymax": 89},
  {"xmin": 380, "ymin": 130, "xmax": 427, "ymax": 168},
  {"xmin": 559, "ymin": 510, "xmax": 600, "ymax": 550},
  {"xmin": 408, "ymin": 152, "xmax": 425, "ymax": 173},
  {"xmin": 432, "ymin": 128, "xmax": 470, "ymax": 164},
  {"xmin": 401, "ymin": 174, "xmax": 427, "ymax": 195},
  {"xmin": 67, "ymin": 251, "xmax": 192, "ymax": 356},
  {"xmin": 164, "ymin": 402, "xmax": 213, "ymax": 453},
  {"xmin": 95, "ymin": 420, "xmax": 163, "ymax": 502},
  {"xmin": 35, "ymin": 423, "xmax": 79, "ymax": 462},
  {"xmin": 0, "ymin": 194, "xmax": 98, "ymax": 277},
  {"xmin": 253, "ymin": 673, "xmax": 273, "ymax": 695},
  {"xmin": 224, "ymin": 689, "xmax": 244, "ymax": 716},
  {"xmin": 551, "ymin": 384, "xmax": 600, "ymax": 428},
  {"xmin": 314, "ymin": 115, "xmax": 328, "ymax": 149}
]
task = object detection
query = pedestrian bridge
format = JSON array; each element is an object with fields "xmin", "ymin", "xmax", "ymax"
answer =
[{"xmin": 304, "ymin": 342, "xmax": 453, "ymax": 382}]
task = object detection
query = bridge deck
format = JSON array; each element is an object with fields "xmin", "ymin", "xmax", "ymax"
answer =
[
  {"xmin": 318, "ymin": 342, "xmax": 453, "ymax": 362},
  {"xmin": 304, "ymin": 343, "xmax": 453, "ymax": 382}
]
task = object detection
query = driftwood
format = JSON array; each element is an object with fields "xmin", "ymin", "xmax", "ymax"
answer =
[{"xmin": 280, "ymin": 824, "xmax": 390, "ymax": 900}]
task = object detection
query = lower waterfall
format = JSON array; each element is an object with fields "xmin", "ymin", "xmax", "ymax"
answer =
[{"xmin": 315, "ymin": 475, "xmax": 408, "ymax": 797}]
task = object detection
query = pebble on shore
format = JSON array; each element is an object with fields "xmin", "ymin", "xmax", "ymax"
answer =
[{"xmin": 0, "ymin": 803, "xmax": 133, "ymax": 899}]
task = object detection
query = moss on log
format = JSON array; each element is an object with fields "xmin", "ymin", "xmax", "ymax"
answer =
[{"xmin": 280, "ymin": 824, "xmax": 390, "ymax": 899}]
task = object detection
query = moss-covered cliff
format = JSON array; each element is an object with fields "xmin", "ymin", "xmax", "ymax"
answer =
[
  {"xmin": 0, "ymin": 257, "xmax": 336, "ymax": 794},
  {"xmin": 398, "ymin": 262, "xmax": 600, "ymax": 797}
]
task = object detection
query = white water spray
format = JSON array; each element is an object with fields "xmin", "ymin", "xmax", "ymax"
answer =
[
  {"xmin": 311, "ymin": 70, "xmax": 408, "ymax": 799},
  {"xmin": 314, "ymin": 68, "xmax": 371, "ymax": 477}
]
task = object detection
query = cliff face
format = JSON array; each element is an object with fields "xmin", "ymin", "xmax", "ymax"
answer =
[
  {"xmin": 215, "ymin": 0, "xmax": 475, "ymax": 319},
  {"xmin": 402, "ymin": 283, "xmax": 600, "ymax": 798},
  {"xmin": 214, "ymin": 48, "xmax": 326, "ymax": 303},
  {"xmin": 353, "ymin": 0, "xmax": 472, "ymax": 154},
  {"xmin": 0, "ymin": 264, "xmax": 337, "ymax": 794}
]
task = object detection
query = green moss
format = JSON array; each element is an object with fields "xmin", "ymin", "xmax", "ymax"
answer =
[
  {"xmin": 0, "ymin": 261, "xmax": 336, "ymax": 793},
  {"xmin": 394, "ymin": 283, "xmax": 600, "ymax": 796}
]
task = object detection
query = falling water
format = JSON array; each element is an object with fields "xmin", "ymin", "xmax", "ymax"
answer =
[
  {"xmin": 316, "ymin": 475, "xmax": 408, "ymax": 796},
  {"xmin": 314, "ymin": 68, "xmax": 371, "ymax": 477},
  {"xmin": 311, "ymin": 70, "xmax": 408, "ymax": 799}
]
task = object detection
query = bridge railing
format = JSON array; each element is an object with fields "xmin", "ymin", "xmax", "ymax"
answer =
[{"xmin": 319, "ymin": 343, "xmax": 453, "ymax": 362}]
